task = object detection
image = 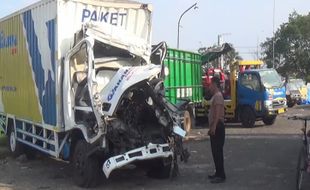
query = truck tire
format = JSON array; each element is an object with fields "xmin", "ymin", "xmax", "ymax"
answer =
[
  {"xmin": 147, "ymin": 157, "xmax": 172, "ymax": 179},
  {"xmin": 72, "ymin": 140, "xmax": 101, "ymax": 188},
  {"xmin": 240, "ymin": 107, "xmax": 256, "ymax": 128},
  {"xmin": 7, "ymin": 128, "xmax": 23, "ymax": 157},
  {"xmin": 287, "ymin": 101, "xmax": 295, "ymax": 108},
  {"xmin": 262, "ymin": 115, "xmax": 276, "ymax": 125},
  {"xmin": 183, "ymin": 106, "xmax": 195, "ymax": 133}
]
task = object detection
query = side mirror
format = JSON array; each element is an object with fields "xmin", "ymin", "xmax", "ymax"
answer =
[
  {"xmin": 260, "ymin": 84, "xmax": 266, "ymax": 92},
  {"xmin": 150, "ymin": 42, "xmax": 168, "ymax": 79},
  {"xmin": 151, "ymin": 42, "xmax": 167, "ymax": 65}
]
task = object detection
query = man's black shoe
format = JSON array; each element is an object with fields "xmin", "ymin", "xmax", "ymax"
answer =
[
  {"xmin": 210, "ymin": 177, "xmax": 226, "ymax": 184},
  {"xmin": 208, "ymin": 174, "xmax": 217, "ymax": 180}
]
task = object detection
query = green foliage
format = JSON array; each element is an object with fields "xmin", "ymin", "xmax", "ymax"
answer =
[{"xmin": 261, "ymin": 12, "xmax": 310, "ymax": 79}]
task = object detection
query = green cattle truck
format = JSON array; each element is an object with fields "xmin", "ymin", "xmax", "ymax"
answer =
[{"xmin": 163, "ymin": 48, "xmax": 204, "ymax": 132}]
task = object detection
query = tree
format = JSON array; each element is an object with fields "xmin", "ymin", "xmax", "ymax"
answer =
[{"xmin": 261, "ymin": 12, "xmax": 310, "ymax": 80}]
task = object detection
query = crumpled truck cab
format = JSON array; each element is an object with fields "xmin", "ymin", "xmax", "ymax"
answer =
[{"xmin": 62, "ymin": 21, "xmax": 188, "ymax": 187}]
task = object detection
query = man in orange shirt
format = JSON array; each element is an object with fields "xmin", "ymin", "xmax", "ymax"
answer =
[{"xmin": 208, "ymin": 77, "xmax": 226, "ymax": 183}]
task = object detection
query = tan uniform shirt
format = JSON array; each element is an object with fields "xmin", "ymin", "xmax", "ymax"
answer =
[{"xmin": 208, "ymin": 91, "xmax": 225, "ymax": 126}]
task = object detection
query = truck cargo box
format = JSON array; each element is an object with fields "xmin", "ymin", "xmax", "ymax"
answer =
[
  {"xmin": 164, "ymin": 48, "xmax": 203, "ymax": 105},
  {"xmin": 0, "ymin": 0, "xmax": 152, "ymax": 128}
]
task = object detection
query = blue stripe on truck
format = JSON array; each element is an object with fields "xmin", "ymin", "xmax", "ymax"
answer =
[
  {"xmin": 23, "ymin": 11, "xmax": 56, "ymax": 126},
  {"xmin": 46, "ymin": 19, "xmax": 56, "ymax": 73},
  {"xmin": 45, "ymin": 19, "xmax": 57, "ymax": 126}
]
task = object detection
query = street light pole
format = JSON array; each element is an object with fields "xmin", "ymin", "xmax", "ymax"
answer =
[
  {"xmin": 272, "ymin": 0, "xmax": 276, "ymax": 68},
  {"xmin": 177, "ymin": 2, "xmax": 198, "ymax": 49}
]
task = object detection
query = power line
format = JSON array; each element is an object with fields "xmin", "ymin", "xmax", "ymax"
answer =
[{"xmin": 235, "ymin": 46, "xmax": 259, "ymax": 49}]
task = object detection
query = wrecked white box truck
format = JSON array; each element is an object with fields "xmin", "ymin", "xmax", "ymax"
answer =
[{"xmin": 0, "ymin": 0, "xmax": 188, "ymax": 187}]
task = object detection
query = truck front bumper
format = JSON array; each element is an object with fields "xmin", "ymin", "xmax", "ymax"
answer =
[
  {"xmin": 102, "ymin": 143, "xmax": 173, "ymax": 178},
  {"xmin": 267, "ymin": 106, "xmax": 288, "ymax": 115}
]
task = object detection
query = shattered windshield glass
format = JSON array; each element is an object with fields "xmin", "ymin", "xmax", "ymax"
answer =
[
  {"xmin": 259, "ymin": 70, "xmax": 283, "ymax": 88},
  {"xmin": 93, "ymin": 40, "xmax": 133, "ymax": 59},
  {"xmin": 93, "ymin": 40, "xmax": 146, "ymax": 67}
]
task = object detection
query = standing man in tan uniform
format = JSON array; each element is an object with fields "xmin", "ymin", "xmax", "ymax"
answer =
[{"xmin": 208, "ymin": 77, "xmax": 226, "ymax": 183}]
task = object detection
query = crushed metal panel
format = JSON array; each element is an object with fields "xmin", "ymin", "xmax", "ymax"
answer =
[
  {"xmin": 57, "ymin": 0, "xmax": 152, "ymax": 60},
  {"xmin": 85, "ymin": 23, "xmax": 151, "ymax": 62}
]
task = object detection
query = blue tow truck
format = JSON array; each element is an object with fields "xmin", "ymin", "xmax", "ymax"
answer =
[
  {"xmin": 202, "ymin": 60, "xmax": 288, "ymax": 128},
  {"xmin": 237, "ymin": 68, "xmax": 287, "ymax": 127}
]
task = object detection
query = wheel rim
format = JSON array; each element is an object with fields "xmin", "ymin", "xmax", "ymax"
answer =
[
  {"xmin": 10, "ymin": 131, "xmax": 16, "ymax": 152},
  {"xmin": 183, "ymin": 111, "xmax": 191, "ymax": 133}
]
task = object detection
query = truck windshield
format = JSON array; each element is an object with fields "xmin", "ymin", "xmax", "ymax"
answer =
[
  {"xmin": 286, "ymin": 83, "xmax": 298, "ymax": 91},
  {"xmin": 289, "ymin": 79, "xmax": 305, "ymax": 89},
  {"xmin": 259, "ymin": 70, "xmax": 283, "ymax": 88}
]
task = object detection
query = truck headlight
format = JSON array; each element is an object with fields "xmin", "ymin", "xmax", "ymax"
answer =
[
  {"xmin": 164, "ymin": 66, "xmax": 169, "ymax": 76},
  {"xmin": 264, "ymin": 100, "xmax": 273, "ymax": 109}
]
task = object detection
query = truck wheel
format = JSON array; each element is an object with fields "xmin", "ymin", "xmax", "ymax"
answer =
[
  {"xmin": 240, "ymin": 107, "xmax": 255, "ymax": 128},
  {"xmin": 183, "ymin": 107, "xmax": 195, "ymax": 133},
  {"xmin": 147, "ymin": 157, "xmax": 172, "ymax": 179},
  {"xmin": 287, "ymin": 101, "xmax": 295, "ymax": 108},
  {"xmin": 7, "ymin": 128, "xmax": 23, "ymax": 157},
  {"xmin": 262, "ymin": 116, "xmax": 276, "ymax": 125},
  {"xmin": 72, "ymin": 140, "xmax": 101, "ymax": 188}
]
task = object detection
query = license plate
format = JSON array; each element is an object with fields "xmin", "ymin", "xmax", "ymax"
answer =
[{"xmin": 278, "ymin": 108, "xmax": 285, "ymax": 114}]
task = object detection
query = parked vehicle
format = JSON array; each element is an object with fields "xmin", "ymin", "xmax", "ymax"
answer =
[
  {"xmin": 0, "ymin": 0, "xmax": 188, "ymax": 187},
  {"xmin": 162, "ymin": 48, "xmax": 203, "ymax": 132},
  {"xmin": 286, "ymin": 82, "xmax": 302, "ymax": 107},
  {"xmin": 197, "ymin": 43, "xmax": 234, "ymax": 122},
  {"xmin": 201, "ymin": 59, "xmax": 288, "ymax": 128},
  {"xmin": 288, "ymin": 78, "xmax": 308, "ymax": 105}
]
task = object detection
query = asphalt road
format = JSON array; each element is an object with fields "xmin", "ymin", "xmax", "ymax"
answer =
[{"xmin": 0, "ymin": 107, "xmax": 310, "ymax": 190}]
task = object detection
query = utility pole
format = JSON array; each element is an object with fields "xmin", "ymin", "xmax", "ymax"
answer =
[
  {"xmin": 218, "ymin": 35, "xmax": 222, "ymax": 69},
  {"xmin": 272, "ymin": 0, "xmax": 276, "ymax": 68},
  {"xmin": 257, "ymin": 36, "xmax": 259, "ymax": 60}
]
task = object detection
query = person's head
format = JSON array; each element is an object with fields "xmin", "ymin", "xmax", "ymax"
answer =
[{"xmin": 210, "ymin": 77, "xmax": 221, "ymax": 95}]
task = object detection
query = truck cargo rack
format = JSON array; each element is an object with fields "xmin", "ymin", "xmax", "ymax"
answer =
[
  {"xmin": 15, "ymin": 119, "xmax": 68, "ymax": 158},
  {"xmin": 0, "ymin": 113, "xmax": 68, "ymax": 158}
]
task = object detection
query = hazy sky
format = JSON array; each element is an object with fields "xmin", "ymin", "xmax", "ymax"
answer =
[{"xmin": 1, "ymin": 0, "xmax": 309, "ymax": 59}]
